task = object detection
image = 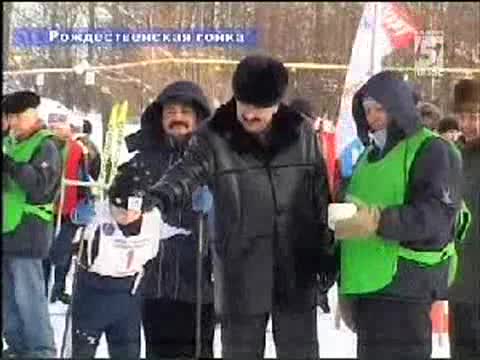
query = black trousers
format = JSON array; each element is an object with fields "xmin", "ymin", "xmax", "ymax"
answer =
[
  {"xmin": 71, "ymin": 277, "xmax": 142, "ymax": 359},
  {"xmin": 42, "ymin": 220, "xmax": 78, "ymax": 296},
  {"xmin": 355, "ymin": 298, "xmax": 433, "ymax": 360},
  {"xmin": 142, "ymin": 298, "xmax": 215, "ymax": 359},
  {"xmin": 220, "ymin": 306, "xmax": 318, "ymax": 360},
  {"xmin": 449, "ymin": 302, "xmax": 480, "ymax": 360}
]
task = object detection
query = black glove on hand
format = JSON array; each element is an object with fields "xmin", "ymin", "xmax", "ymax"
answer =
[
  {"xmin": 316, "ymin": 291, "xmax": 331, "ymax": 314},
  {"xmin": 142, "ymin": 193, "xmax": 166, "ymax": 214},
  {"xmin": 3, "ymin": 154, "xmax": 17, "ymax": 174}
]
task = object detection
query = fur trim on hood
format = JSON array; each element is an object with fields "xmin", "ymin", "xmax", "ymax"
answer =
[{"xmin": 126, "ymin": 81, "xmax": 211, "ymax": 152}]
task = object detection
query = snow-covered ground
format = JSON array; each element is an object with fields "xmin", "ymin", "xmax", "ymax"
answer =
[{"xmin": 42, "ymin": 269, "xmax": 451, "ymax": 358}]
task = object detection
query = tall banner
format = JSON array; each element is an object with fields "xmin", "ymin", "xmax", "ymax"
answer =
[{"xmin": 335, "ymin": 2, "xmax": 417, "ymax": 190}]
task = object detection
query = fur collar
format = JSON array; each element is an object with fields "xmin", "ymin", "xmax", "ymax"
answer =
[{"xmin": 207, "ymin": 98, "xmax": 306, "ymax": 157}]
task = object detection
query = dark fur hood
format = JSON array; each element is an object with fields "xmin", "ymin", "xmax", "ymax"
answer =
[{"xmin": 126, "ymin": 81, "xmax": 211, "ymax": 153}]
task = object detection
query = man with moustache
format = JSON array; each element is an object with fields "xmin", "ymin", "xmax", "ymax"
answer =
[
  {"xmin": 145, "ymin": 55, "xmax": 337, "ymax": 359},
  {"xmin": 124, "ymin": 81, "xmax": 215, "ymax": 359}
]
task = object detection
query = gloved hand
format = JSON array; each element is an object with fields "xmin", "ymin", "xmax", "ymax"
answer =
[
  {"xmin": 335, "ymin": 206, "xmax": 381, "ymax": 239},
  {"xmin": 3, "ymin": 154, "xmax": 16, "ymax": 174},
  {"xmin": 336, "ymin": 295, "xmax": 358, "ymax": 333},
  {"xmin": 71, "ymin": 200, "xmax": 96, "ymax": 226},
  {"xmin": 142, "ymin": 193, "xmax": 165, "ymax": 213},
  {"xmin": 317, "ymin": 292, "xmax": 331, "ymax": 314},
  {"xmin": 192, "ymin": 185, "xmax": 213, "ymax": 214}
]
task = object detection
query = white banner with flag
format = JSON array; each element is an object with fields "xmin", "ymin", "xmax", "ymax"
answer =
[{"xmin": 335, "ymin": 2, "xmax": 417, "ymax": 179}]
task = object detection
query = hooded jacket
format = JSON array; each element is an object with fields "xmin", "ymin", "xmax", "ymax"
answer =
[
  {"xmin": 74, "ymin": 134, "xmax": 102, "ymax": 181},
  {"xmin": 124, "ymin": 81, "xmax": 213, "ymax": 303},
  {"xmin": 347, "ymin": 71, "xmax": 463, "ymax": 301},
  {"xmin": 148, "ymin": 98, "xmax": 337, "ymax": 316}
]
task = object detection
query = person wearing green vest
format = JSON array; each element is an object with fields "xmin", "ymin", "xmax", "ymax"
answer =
[
  {"xmin": 448, "ymin": 79, "xmax": 480, "ymax": 360},
  {"xmin": 332, "ymin": 72, "xmax": 464, "ymax": 360},
  {"xmin": 2, "ymin": 91, "xmax": 62, "ymax": 358}
]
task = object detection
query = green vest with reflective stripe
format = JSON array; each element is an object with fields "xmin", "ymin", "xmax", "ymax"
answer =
[
  {"xmin": 340, "ymin": 128, "xmax": 465, "ymax": 295},
  {"xmin": 3, "ymin": 130, "xmax": 56, "ymax": 234}
]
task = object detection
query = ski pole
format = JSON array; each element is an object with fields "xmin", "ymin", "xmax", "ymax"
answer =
[
  {"xmin": 195, "ymin": 211, "xmax": 206, "ymax": 359},
  {"xmin": 60, "ymin": 226, "xmax": 86, "ymax": 358},
  {"xmin": 60, "ymin": 257, "xmax": 76, "ymax": 358},
  {"xmin": 55, "ymin": 177, "xmax": 66, "ymax": 238},
  {"xmin": 192, "ymin": 186, "xmax": 213, "ymax": 358}
]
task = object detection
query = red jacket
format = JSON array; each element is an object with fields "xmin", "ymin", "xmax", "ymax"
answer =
[
  {"xmin": 320, "ymin": 130, "xmax": 338, "ymax": 197},
  {"xmin": 59, "ymin": 139, "xmax": 85, "ymax": 218}
]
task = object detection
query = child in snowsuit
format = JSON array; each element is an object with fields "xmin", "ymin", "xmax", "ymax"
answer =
[{"xmin": 71, "ymin": 160, "xmax": 189, "ymax": 358}]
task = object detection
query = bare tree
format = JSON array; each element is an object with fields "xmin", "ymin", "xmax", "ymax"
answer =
[{"xmin": 3, "ymin": 2, "xmax": 14, "ymax": 70}]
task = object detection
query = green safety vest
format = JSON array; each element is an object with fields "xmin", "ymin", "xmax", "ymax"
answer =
[
  {"xmin": 3, "ymin": 130, "xmax": 56, "ymax": 234},
  {"xmin": 340, "ymin": 128, "xmax": 471, "ymax": 295}
]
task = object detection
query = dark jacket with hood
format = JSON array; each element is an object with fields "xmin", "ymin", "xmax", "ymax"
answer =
[
  {"xmin": 345, "ymin": 71, "xmax": 463, "ymax": 302},
  {"xmin": 148, "ymin": 98, "xmax": 337, "ymax": 316},
  {"xmin": 75, "ymin": 134, "xmax": 102, "ymax": 181},
  {"xmin": 3, "ymin": 126, "xmax": 63, "ymax": 259},
  {"xmin": 449, "ymin": 137, "xmax": 480, "ymax": 304},
  {"xmin": 125, "ymin": 81, "xmax": 213, "ymax": 304}
]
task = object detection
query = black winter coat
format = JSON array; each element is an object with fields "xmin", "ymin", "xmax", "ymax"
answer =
[
  {"xmin": 124, "ymin": 83, "xmax": 213, "ymax": 304},
  {"xmin": 149, "ymin": 99, "xmax": 337, "ymax": 315}
]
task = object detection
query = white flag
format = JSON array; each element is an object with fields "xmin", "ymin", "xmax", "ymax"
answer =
[{"xmin": 335, "ymin": 2, "xmax": 417, "ymax": 178}]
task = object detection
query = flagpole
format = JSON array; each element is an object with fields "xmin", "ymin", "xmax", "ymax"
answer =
[{"xmin": 369, "ymin": 2, "xmax": 378, "ymax": 76}]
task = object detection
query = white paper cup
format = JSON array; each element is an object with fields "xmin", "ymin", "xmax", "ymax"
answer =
[{"xmin": 328, "ymin": 203, "xmax": 358, "ymax": 230}]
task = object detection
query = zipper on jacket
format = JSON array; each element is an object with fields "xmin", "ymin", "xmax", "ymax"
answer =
[
  {"xmin": 157, "ymin": 152, "xmax": 175, "ymax": 298},
  {"xmin": 157, "ymin": 235, "xmax": 165, "ymax": 297},
  {"xmin": 174, "ymin": 246, "xmax": 180, "ymax": 299},
  {"xmin": 265, "ymin": 162, "xmax": 280, "ymax": 301},
  {"xmin": 174, "ymin": 195, "xmax": 183, "ymax": 300}
]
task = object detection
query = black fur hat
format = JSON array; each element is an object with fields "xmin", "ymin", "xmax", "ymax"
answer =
[
  {"xmin": 2, "ymin": 91, "xmax": 40, "ymax": 115},
  {"xmin": 232, "ymin": 55, "xmax": 289, "ymax": 108}
]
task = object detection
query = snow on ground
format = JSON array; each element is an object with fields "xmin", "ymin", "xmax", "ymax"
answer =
[
  {"xmin": 43, "ymin": 271, "xmax": 451, "ymax": 358},
  {"xmin": 2, "ymin": 268, "xmax": 450, "ymax": 358}
]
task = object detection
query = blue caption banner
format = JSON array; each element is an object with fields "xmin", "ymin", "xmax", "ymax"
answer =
[{"xmin": 13, "ymin": 28, "xmax": 258, "ymax": 48}]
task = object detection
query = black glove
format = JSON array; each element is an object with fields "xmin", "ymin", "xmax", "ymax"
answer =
[
  {"xmin": 3, "ymin": 154, "xmax": 16, "ymax": 174},
  {"xmin": 316, "ymin": 291, "xmax": 331, "ymax": 314},
  {"xmin": 317, "ymin": 249, "xmax": 340, "ymax": 292},
  {"xmin": 142, "ymin": 192, "xmax": 167, "ymax": 214}
]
